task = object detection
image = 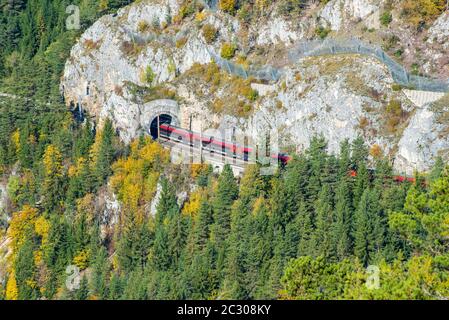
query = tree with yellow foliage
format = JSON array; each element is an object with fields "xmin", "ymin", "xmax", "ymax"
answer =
[
  {"xmin": 110, "ymin": 136, "xmax": 169, "ymax": 213},
  {"xmin": 5, "ymin": 271, "xmax": 19, "ymax": 300},
  {"xmin": 7, "ymin": 206, "xmax": 38, "ymax": 255},
  {"xmin": 42, "ymin": 145, "xmax": 64, "ymax": 210},
  {"xmin": 219, "ymin": 0, "xmax": 237, "ymax": 14},
  {"xmin": 401, "ymin": 0, "xmax": 446, "ymax": 27}
]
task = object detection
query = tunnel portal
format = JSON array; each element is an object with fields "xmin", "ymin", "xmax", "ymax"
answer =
[{"xmin": 150, "ymin": 114, "xmax": 173, "ymax": 139}]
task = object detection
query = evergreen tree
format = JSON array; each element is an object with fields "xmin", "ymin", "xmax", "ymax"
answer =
[
  {"xmin": 332, "ymin": 178, "xmax": 353, "ymax": 260},
  {"xmin": 212, "ymin": 164, "xmax": 238, "ymax": 244},
  {"xmin": 92, "ymin": 246, "xmax": 110, "ymax": 299},
  {"xmin": 313, "ymin": 184, "xmax": 334, "ymax": 259},
  {"xmin": 75, "ymin": 276, "xmax": 89, "ymax": 300},
  {"xmin": 94, "ymin": 118, "xmax": 115, "ymax": 188},
  {"xmin": 15, "ymin": 239, "xmax": 38, "ymax": 300}
]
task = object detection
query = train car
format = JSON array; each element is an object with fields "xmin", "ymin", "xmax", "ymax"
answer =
[
  {"xmin": 160, "ymin": 125, "xmax": 415, "ymax": 184},
  {"xmin": 159, "ymin": 124, "xmax": 253, "ymax": 161},
  {"xmin": 348, "ymin": 168, "xmax": 416, "ymax": 184}
]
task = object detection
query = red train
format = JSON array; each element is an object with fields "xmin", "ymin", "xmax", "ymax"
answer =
[
  {"xmin": 349, "ymin": 169, "xmax": 416, "ymax": 184},
  {"xmin": 159, "ymin": 124, "xmax": 414, "ymax": 183},
  {"xmin": 159, "ymin": 124, "xmax": 291, "ymax": 163}
]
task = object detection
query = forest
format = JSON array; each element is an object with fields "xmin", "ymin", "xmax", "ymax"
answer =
[{"xmin": 0, "ymin": 0, "xmax": 449, "ymax": 300}]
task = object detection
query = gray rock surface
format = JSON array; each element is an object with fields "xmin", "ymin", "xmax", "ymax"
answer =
[{"xmin": 61, "ymin": 0, "xmax": 449, "ymax": 173}]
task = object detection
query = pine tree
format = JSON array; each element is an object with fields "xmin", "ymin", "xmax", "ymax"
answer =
[
  {"xmin": 212, "ymin": 164, "xmax": 238, "ymax": 244},
  {"xmin": 93, "ymin": 118, "xmax": 115, "ymax": 188},
  {"xmin": 193, "ymin": 199, "xmax": 213, "ymax": 250},
  {"xmin": 429, "ymin": 156, "xmax": 444, "ymax": 183},
  {"xmin": 332, "ymin": 178, "xmax": 352, "ymax": 260},
  {"xmin": 75, "ymin": 276, "xmax": 89, "ymax": 300},
  {"xmin": 15, "ymin": 239, "xmax": 38, "ymax": 300},
  {"xmin": 42, "ymin": 144, "xmax": 65, "ymax": 211},
  {"xmin": 338, "ymin": 139, "xmax": 352, "ymax": 178},
  {"xmin": 297, "ymin": 202, "xmax": 315, "ymax": 257},
  {"xmin": 92, "ymin": 246, "xmax": 110, "ymax": 299},
  {"xmin": 109, "ymin": 272, "xmax": 124, "ymax": 300},
  {"xmin": 353, "ymin": 189, "xmax": 370, "ymax": 264},
  {"xmin": 353, "ymin": 161, "xmax": 369, "ymax": 210},
  {"xmin": 351, "ymin": 136, "xmax": 369, "ymax": 167},
  {"xmin": 313, "ymin": 184, "xmax": 334, "ymax": 259}
]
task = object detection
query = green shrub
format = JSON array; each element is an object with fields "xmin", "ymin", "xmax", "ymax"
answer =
[
  {"xmin": 219, "ymin": 0, "xmax": 237, "ymax": 14},
  {"xmin": 179, "ymin": 2, "xmax": 195, "ymax": 18},
  {"xmin": 143, "ymin": 66, "xmax": 155, "ymax": 85},
  {"xmin": 386, "ymin": 99, "xmax": 402, "ymax": 117},
  {"xmin": 394, "ymin": 49, "xmax": 403, "ymax": 58},
  {"xmin": 315, "ymin": 26, "xmax": 331, "ymax": 39},
  {"xmin": 400, "ymin": 0, "xmax": 445, "ymax": 27},
  {"xmin": 137, "ymin": 20, "xmax": 150, "ymax": 33},
  {"xmin": 220, "ymin": 42, "xmax": 237, "ymax": 60},
  {"xmin": 202, "ymin": 24, "xmax": 218, "ymax": 44},
  {"xmin": 411, "ymin": 63, "xmax": 419, "ymax": 76},
  {"xmin": 380, "ymin": 11, "xmax": 393, "ymax": 26}
]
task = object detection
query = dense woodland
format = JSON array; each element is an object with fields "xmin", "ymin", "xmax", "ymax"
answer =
[{"xmin": 1, "ymin": 0, "xmax": 449, "ymax": 300}]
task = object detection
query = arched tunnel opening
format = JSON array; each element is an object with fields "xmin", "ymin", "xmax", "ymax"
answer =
[{"xmin": 150, "ymin": 114, "xmax": 173, "ymax": 140}]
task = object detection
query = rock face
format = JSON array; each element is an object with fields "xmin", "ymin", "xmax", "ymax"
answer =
[
  {"xmin": 319, "ymin": 0, "xmax": 381, "ymax": 31},
  {"xmin": 61, "ymin": 0, "xmax": 449, "ymax": 173},
  {"xmin": 428, "ymin": 12, "xmax": 449, "ymax": 50},
  {"xmin": 396, "ymin": 106, "xmax": 449, "ymax": 174}
]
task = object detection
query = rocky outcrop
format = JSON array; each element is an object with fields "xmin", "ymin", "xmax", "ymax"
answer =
[
  {"xmin": 319, "ymin": 0, "xmax": 381, "ymax": 31},
  {"xmin": 396, "ymin": 105, "xmax": 449, "ymax": 174},
  {"xmin": 428, "ymin": 12, "xmax": 449, "ymax": 50},
  {"xmin": 61, "ymin": 0, "xmax": 449, "ymax": 173}
]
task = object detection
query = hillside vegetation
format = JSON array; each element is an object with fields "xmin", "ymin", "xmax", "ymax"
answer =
[{"xmin": 1, "ymin": 0, "xmax": 449, "ymax": 300}]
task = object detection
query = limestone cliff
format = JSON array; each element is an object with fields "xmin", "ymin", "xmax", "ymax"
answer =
[{"xmin": 61, "ymin": 0, "xmax": 449, "ymax": 174}]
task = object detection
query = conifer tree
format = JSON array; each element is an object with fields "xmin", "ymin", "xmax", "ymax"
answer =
[
  {"xmin": 212, "ymin": 165, "xmax": 238, "ymax": 244},
  {"xmin": 94, "ymin": 118, "xmax": 115, "ymax": 188},
  {"xmin": 313, "ymin": 184, "xmax": 334, "ymax": 259},
  {"xmin": 332, "ymin": 178, "xmax": 352, "ymax": 260},
  {"xmin": 92, "ymin": 246, "xmax": 110, "ymax": 299},
  {"xmin": 75, "ymin": 276, "xmax": 89, "ymax": 300}
]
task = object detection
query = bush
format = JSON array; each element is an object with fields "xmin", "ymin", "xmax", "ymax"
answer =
[
  {"xmin": 220, "ymin": 42, "xmax": 237, "ymax": 59},
  {"xmin": 84, "ymin": 39, "xmax": 100, "ymax": 51},
  {"xmin": 202, "ymin": 24, "xmax": 218, "ymax": 44},
  {"xmin": 315, "ymin": 26, "xmax": 331, "ymax": 39},
  {"xmin": 237, "ymin": 4, "xmax": 251, "ymax": 23},
  {"xmin": 359, "ymin": 117, "xmax": 369, "ymax": 130},
  {"xmin": 142, "ymin": 66, "xmax": 155, "ymax": 85},
  {"xmin": 195, "ymin": 11, "xmax": 207, "ymax": 23},
  {"xmin": 380, "ymin": 11, "xmax": 393, "ymax": 26},
  {"xmin": 176, "ymin": 37, "xmax": 188, "ymax": 48},
  {"xmin": 400, "ymin": 0, "xmax": 445, "ymax": 27},
  {"xmin": 240, "ymin": 85, "xmax": 258, "ymax": 101},
  {"xmin": 370, "ymin": 144, "xmax": 384, "ymax": 159},
  {"xmin": 219, "ymin": 0, "xmax": 237, "ymax": 14},
  {"xmin": 386, "ymin": 100, "xmax": 402, "ymax": 117},
  {"xmin": 180, "ymin": 1, "xmax": 196, "ymax": 18},
  {"xmin": 278, "ymin": 0, "xmax": 307, "ymax": 17},
  {"xmin": 137, "ymin": 20, "xmax": 150, "ymax": 33},
  {"xmin": 121, "ymin": 41, "xmax": 144, "ymax": 56},
  {"xmin": 385, "ymin": 99, "xmax": 405, "ymax": 134}
]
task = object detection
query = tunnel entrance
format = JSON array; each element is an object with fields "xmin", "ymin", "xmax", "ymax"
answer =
[{"xmin": 150, "ymin": 114, "xmax": 173, "ymax": 140}]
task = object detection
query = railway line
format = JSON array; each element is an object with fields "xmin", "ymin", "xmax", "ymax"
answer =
[{"xmin": 156, "ymin": 123, "xmax": 417, "ymax": 183}]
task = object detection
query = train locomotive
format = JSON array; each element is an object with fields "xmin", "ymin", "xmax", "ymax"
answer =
[{"xmin": 159, "ymin": 124, "xmax": 290, "ymax": 164}]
